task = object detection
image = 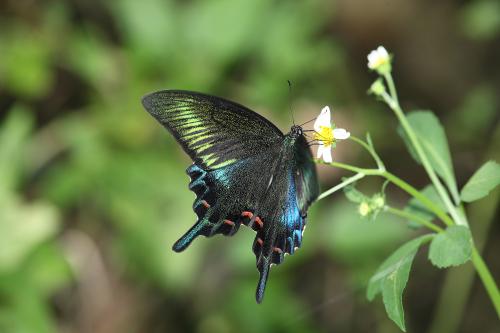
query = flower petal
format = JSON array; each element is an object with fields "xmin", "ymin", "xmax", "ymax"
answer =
[
  {"xmin": 316, "ymin": 143, "xmax": 326, "ymax": 159},
  {"xmin": 377, "ymin": 46, "xmax": 388, "ymax": 58},
  {"xmin": 321, "ymin": 146, "xmax": 333, "ymax": 163},
  {"xmin": 333, "ymin": 128, "xmax": 350, "ymax": 140},
  {"xmin": 367, "ymin": 51, "xmax": 378, "ymax": 69},
  {"xmin": 367, "ymin": 46, "xmax": 389, "ymax": 70},
  {"xmin": 314, "ymin": 106, "xmax": 331, "ymax": 132}
]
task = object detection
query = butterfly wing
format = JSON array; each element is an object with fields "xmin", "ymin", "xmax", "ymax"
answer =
[
  {"xmin": 294, "ymin": 135, "xmax": 320, "ymax": 215},
  {"xmin": 253, "ymin": 134, "xmax": 319, "ymax": 302},
  {"xmin": 142, "ymin": 90, "xmax": 283, "ymax": 170},
  {"xmin": 142, "ymin": 90, "xmax": 319, "ymax": 303},
  {"xmin": 142, "ymin": 89, "xmax": 284, "ymax": 251}
]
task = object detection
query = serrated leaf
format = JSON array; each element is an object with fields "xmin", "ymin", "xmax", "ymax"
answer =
[
  {"xmin": 398, "ymin": 111, "xmax": 459, "ymax": 203},
  {"xmin": 429, "ymin": 225, "xmax": 472, "ymax": 268},
  {"xmin": 460, "ymin": 161, "xmax": 500, "ymax": 202},
  {"xmin": 404, "ymin": 185, "xmax": 446, "ymax": 228},
  {"xmin": 367, "ymin": 235, "xmax": 433, "ymax": 331}
]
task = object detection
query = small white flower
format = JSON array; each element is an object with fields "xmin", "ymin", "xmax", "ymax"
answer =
[
  {"xmin": 367, "ymin": 46, "xmax": 391, "ymax": 74},
  {"xmin": 313, "ymin": 106, "xmax": 350, "ymax": 163}
]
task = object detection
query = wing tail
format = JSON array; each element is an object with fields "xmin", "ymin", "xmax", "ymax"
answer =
[
  {"xmin": 172, "ymin": 219, "xmax": 209, "ymax": 252},
  {"xmin": 256, "ymin": 256, "xmax": 271, "ymax": 303}
]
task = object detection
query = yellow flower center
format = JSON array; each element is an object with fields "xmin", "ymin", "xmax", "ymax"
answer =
[
  {"xmin": 314, "ymin": 126, "xmax": 334, "ymax": 147},
  {"xmin": 373, "ymin": 57, "xmax": 388, "ymax": 69}
]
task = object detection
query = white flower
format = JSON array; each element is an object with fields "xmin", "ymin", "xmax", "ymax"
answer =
[
  {"xmin": 367, "ymin": 46, "xmax": 391, "ymax": 74},
  {"xmin": 313, "ymin": 106, "xmax": 350, "ymax": 163}
]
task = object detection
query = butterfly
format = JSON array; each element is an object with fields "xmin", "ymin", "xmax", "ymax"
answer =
[{"xmin": 142, "ymin": 90, "xmax": 319, "ymax": 303}]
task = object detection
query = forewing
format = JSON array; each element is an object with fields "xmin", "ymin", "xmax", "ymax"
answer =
[{"xmin": 142, "ymin": 90, "xmax": 283, "ymax": 169}]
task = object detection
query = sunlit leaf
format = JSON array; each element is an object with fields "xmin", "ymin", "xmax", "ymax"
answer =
[
  {"xmin": 460, "ymin": 161, "xmax": 500, "ymax": 202},
  {"xmin": 428, "ymin": 225, "xmax": 473, "ymax": 268},
  {"xmin": 398, "ymin": 111, "xmax": 459, "ymax": 203},
  {"xmin": 367, "ymin": 235, "xmax": 433, "ymax": 332}
]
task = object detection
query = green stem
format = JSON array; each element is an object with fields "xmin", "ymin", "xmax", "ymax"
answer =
[
  {"xmin": 317, "ymin": 160, "xmax": 454, "ymax": 226},
  {"xmin": 470, "ymin": 247, "xmax": 500, "ymax": 317},
  {"xmin": 349, "ymin": 135, "xmax": 385, "ymax": 170},
  {"xmin": 384, "ymin": 206, "xmax": 443, "ymax": 233},
  {"xmin": 381, "ymin": 171, "xmax": 454, "ymax": 226},
  {"xmin": 382, "ymin": 74, "xmax": 465, "ymax": 226},
  {"xmin": 317, "ymin": 172, "xmax": 365, "ymax": 201}
]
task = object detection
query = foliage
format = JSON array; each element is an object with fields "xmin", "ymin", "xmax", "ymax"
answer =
[{"xmin": 0, "ymin": 1, "xmax": 499, "ymax": 332}]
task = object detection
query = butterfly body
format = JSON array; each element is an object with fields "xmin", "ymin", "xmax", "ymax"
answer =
[{"xmin": 142, "ymin": 90, "xmax": 319, "ymax": 302}]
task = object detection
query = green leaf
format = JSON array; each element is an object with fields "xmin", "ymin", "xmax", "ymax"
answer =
[
  {"xmin": 0, "ymin": 198, "xmax": 59, "ymax": 273},
  {"xmin": 460, "ymin": 161, "xmax": 500, "ymax": 202},
  {"xmin": 429, "ymin": 225, "xmax": 473, "ymax": 268},
  {"xmin": 367, "ymin": 235, "xmax": 433, "ymax": 331},
  {"xmin": 404, "ymin": 185, "xmax": 446, "ymax": 228},
  {"xmin": 343, "ymin": 181, "xmax": 366, "ymax": 203},
  {"xmin": 0, "ymin": 106, "xmax": 33, "ymax": 195},
  {"xmin": 398, "ymin": 111, "xmax": 459, "ymax": 203}
]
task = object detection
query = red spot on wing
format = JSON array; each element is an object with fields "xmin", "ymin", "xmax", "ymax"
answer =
[
  {"xmin": 223, "ymin": 219, "xmax": 235, "ymax": 226},
  {"xmin": 241, "ymin": 211, "xmax": 253, "ymax": 219},
  {"xmin": 254, "ymin": 216, "xmax": 264, "ymax": 229},
  {"xmin": 273, "ymin": 247, "xmax": 283, "ymax": 254},
  {"xmin": 201, "ymin": 200, "xmax": 210, "ymax": 209},
  {"xmin": 256, "ymin": 238, "xmax": 264, "ymax": 246}
]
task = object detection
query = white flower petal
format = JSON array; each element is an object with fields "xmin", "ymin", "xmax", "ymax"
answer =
[
  {"xmin": 333, "ymin": 128, "xmax": 350, "ymax": 140},
  {"xmin": 322, "ymin": 146, "xmax": 333, "ymax": 163},
  {"xmin": 367, "ymin": 51, "xmax": 378, "ymax": 68},
  {"xmin": 377, "ymin": 46, "xmax": 389, "ymax": 58},
  {"xmin": 367, "ymin": 46, "xmax": 389, "ymax": 70},
  {"xmin": 316, "ymin": 143, "xmax": 326, "ymax": 159},
  {"xmin": 314, "ymin": 106, "xmax": 331, "ymax": 132}
]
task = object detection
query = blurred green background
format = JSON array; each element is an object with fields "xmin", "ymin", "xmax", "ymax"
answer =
[{"xmin": 0, "ymin": 0, "xmax": 499, "ymax": 332}]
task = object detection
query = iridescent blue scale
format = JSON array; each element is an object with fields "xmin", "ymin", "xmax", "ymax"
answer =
[{"xmin": 142, "ymin": 90, "xmax": 319, "ymax": 303}]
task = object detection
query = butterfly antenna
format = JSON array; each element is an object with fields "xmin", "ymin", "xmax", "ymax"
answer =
[
  {"xmin": 287, "ymin": 80, "xmax": 295, "ymax": 126},
  {"xmin": 299, "ymin": 117, "xmax": 317, "ymax": 127}
]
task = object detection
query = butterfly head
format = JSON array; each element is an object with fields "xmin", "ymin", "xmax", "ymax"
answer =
[{"xmin": 289, "ymin": 125, "xmax": 303, "ymax": 139}]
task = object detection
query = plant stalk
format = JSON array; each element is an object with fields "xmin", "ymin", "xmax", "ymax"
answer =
[
  {"xmin": 382, "ymin": 74, "xmax": 465, "ymax": 226},
  {"xmin": 470, "ymin": 247, "xmax": 500, "ymax": 317}
]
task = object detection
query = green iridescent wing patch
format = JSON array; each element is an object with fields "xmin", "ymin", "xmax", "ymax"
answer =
[{"xmin": 142, "ymin": 90, "xmax": 284, "ymax": 169}]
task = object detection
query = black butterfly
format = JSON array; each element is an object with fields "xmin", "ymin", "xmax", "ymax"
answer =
[{"xmin": 142, "ymin": 90, "xmax": 319, "ymax": 303}]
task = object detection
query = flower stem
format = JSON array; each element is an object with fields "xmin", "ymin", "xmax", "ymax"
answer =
[
  {"xmin": 349, "ymin": 135, "xmax": 385, "ymax": 170},
  {"xmin": 318, "ymin": 160, "xmax": 454, "ymax": 226},
  {"xmin": 384, "ymin": 205, "xmax": 443, "ymax": 233},
  {"xmin": 470, "ymin": 247, "xmax": 500, "ymax": 317},
  {"xmin": 381, "ymin": 171, "xmax": 454, "ymax": 226},
  {"xmin": 317, "ymin": 172, "xmax": 365, "ymax": 200},
  {"xmin": 382, "ymin": 74, "xmax": 465, "ymax": 226}
]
